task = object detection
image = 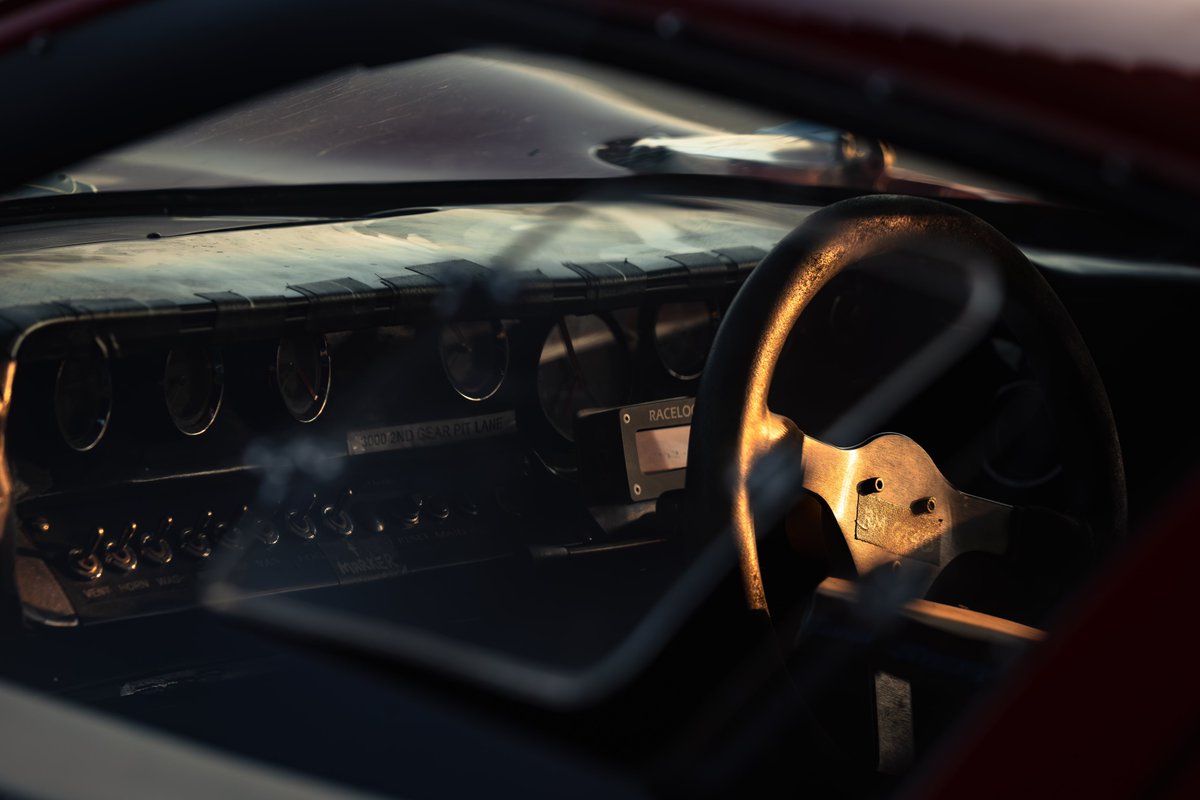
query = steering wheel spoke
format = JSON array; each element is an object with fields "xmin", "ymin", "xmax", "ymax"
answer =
[
  {"xmin": 795, "ymin": 430, "xmax": 1011, "ymax": 581},
  {"xmin": 739, "ymin": 411, "xmax": 1013, "ymax": 607},
  {"xmin": 743, "ymin": 413, "xmax": 1013, "ymax": 604}
]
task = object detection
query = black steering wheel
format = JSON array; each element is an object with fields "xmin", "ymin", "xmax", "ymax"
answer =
[{"xmin": 686, "ymin": 195, "xmax": 1125, "ymax": 623}]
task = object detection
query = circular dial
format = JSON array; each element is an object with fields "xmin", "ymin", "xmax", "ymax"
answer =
[
  {"xmin": 537, "ymin": 315, "xmax": 631, "ymax": 441},
  {"xmin": 163, "ymin": 346, "xmax": 223, "ymax": 435},
  {"xmin": 653, "ymin": 301, "xmax": 719, "ymax": 380},
  {"xmin": 54, "ymin": 341, "xmax": 113, "ymax": 452},
  {"xmin": 439, "ymin": 320, "xmax": 509, "ymax": 401},
  {"xmin": 983, "ymin": 379, "xmax": 1063, "ymax": 489},
  {"xmin": 275, "ymin": 334, "xmax": 332, "ymax": 423}
]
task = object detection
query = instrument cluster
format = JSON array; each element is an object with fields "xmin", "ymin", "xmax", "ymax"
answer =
[{"xmin": 33, "ymin": 301, "xmax": 721, "ymax": 462}]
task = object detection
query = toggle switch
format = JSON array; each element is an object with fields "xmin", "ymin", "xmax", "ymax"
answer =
[
  {"xmin": 427, "ymin": 497, "xmax": 450, "ymax": 522},
  {"xmin": 181, "ymin": 511, "xmax": 214, "ymax": 559},
  {"xmin": 105, "ymin": 522, "xmax": 139, "ymax": 572},
  {"xmin": 68, "ymin": 527, "xmax": 107, "ymax": 580},
  {"xmin": 255, "ymin": 516, "xmax": 281, "ymax": 546},
  {"xmin": 285, "ymin": 492, "xmax": 318, "ymax": 540},
  {"xmin": 140, "ymin": 516, "xmax": 175, "ymax": 566},
  {"xmin": 396, "ymin": 493, "xmax": 422, "ymax": 527},
  {"xmin": 218, "ymin": 505, "xmax": 250, "ymax": 550},
  {"xmin": 322, "ymin": 488, "xmax": 355, "ymax": 536}
]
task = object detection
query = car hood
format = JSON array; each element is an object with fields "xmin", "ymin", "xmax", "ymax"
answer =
[
  {"xmin": 21, "ymin": 50, "xmax": 1017, "ymax": 211},
  {"xmin": 60, "ymin": 53, "xmax": 765, "ymax": 191}
]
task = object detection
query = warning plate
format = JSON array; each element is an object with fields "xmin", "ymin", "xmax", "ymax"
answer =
[{"xmin": 348, "ymin": 411, "xmax": 516, "ymax": 455}]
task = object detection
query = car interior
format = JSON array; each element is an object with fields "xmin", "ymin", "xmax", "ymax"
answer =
[{"xmin": 1, "ymin": 8, "xmax": 1197, "ymax": 798}]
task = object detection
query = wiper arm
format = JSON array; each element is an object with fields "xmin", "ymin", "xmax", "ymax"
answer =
[
  {"xmin": 0, "ymin": 172, "xmax": 98, "ymax": 202},
  {"xmin": 596, "ymin": 124, "xmax": 891, "ymax": 189}
]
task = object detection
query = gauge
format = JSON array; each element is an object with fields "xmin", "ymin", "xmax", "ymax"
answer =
[
  {"xmin": 983, "ymin": 379, "xmax": 1063, "ymax": 489},
  {"xmin": 537, "ymin": 315, "xmax": 631, "ymax": 441},
  {"xmin": 275, "ymin": 334, "xmax": 332, "ymax": 423},
  {"xmin": 439, "ymin": 320, "xmax": 509, "ymax": 401},
  {"xmin": 653, "ymin": 301, "xmax": 719, "ymax": 380},
  {"xmin": 162, "ymin": 346, "xmax": 223, "ymax": 435},
  {"xmin": 54, "ymin": 340, "xmax": 113, "ymax": 452}
]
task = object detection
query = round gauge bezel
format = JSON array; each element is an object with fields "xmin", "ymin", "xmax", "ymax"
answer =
[
  {"xmin": 162, "ymin": 345, "xmax": 224, "ymax": 436},
  {"xmin": 535, "ymin": 313, "xmax": 633, "ymax": 443},
  {"xmin": 981, "ymin": 378, "xmax": 1065, "ymax": 490},
  {"xmin": 274, "ymin": 333, "xmax": 332, "ymax": 423},
  {"xmin": 54, "ymin": 338, "xmax": 113, "ymax": 453},
  {"xmin": 652, "ymin": 300, "xmax": 720, "ymax": 382},
  {"xmin": 438, "ymin": 320, "xmax": 510, "ymax": 402}
]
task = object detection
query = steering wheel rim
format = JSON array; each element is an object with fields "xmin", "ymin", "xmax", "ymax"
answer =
[{"xmin": 686, "ymin": 195, "xmax": 1125, "ymax": 612}]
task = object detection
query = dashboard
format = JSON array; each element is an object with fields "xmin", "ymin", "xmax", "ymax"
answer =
[
  {"xmin": 0, "ymin": 200, "xmax": 784, "ymax": 629},
  {"xmin": 1, "ymin": 194, "xmax": 1168, "ymax": 641}
]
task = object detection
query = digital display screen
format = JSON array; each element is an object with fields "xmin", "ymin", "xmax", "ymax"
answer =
[{"xmin": 635, "ymin": 425, "xmax": 690, "ymax": 474}]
